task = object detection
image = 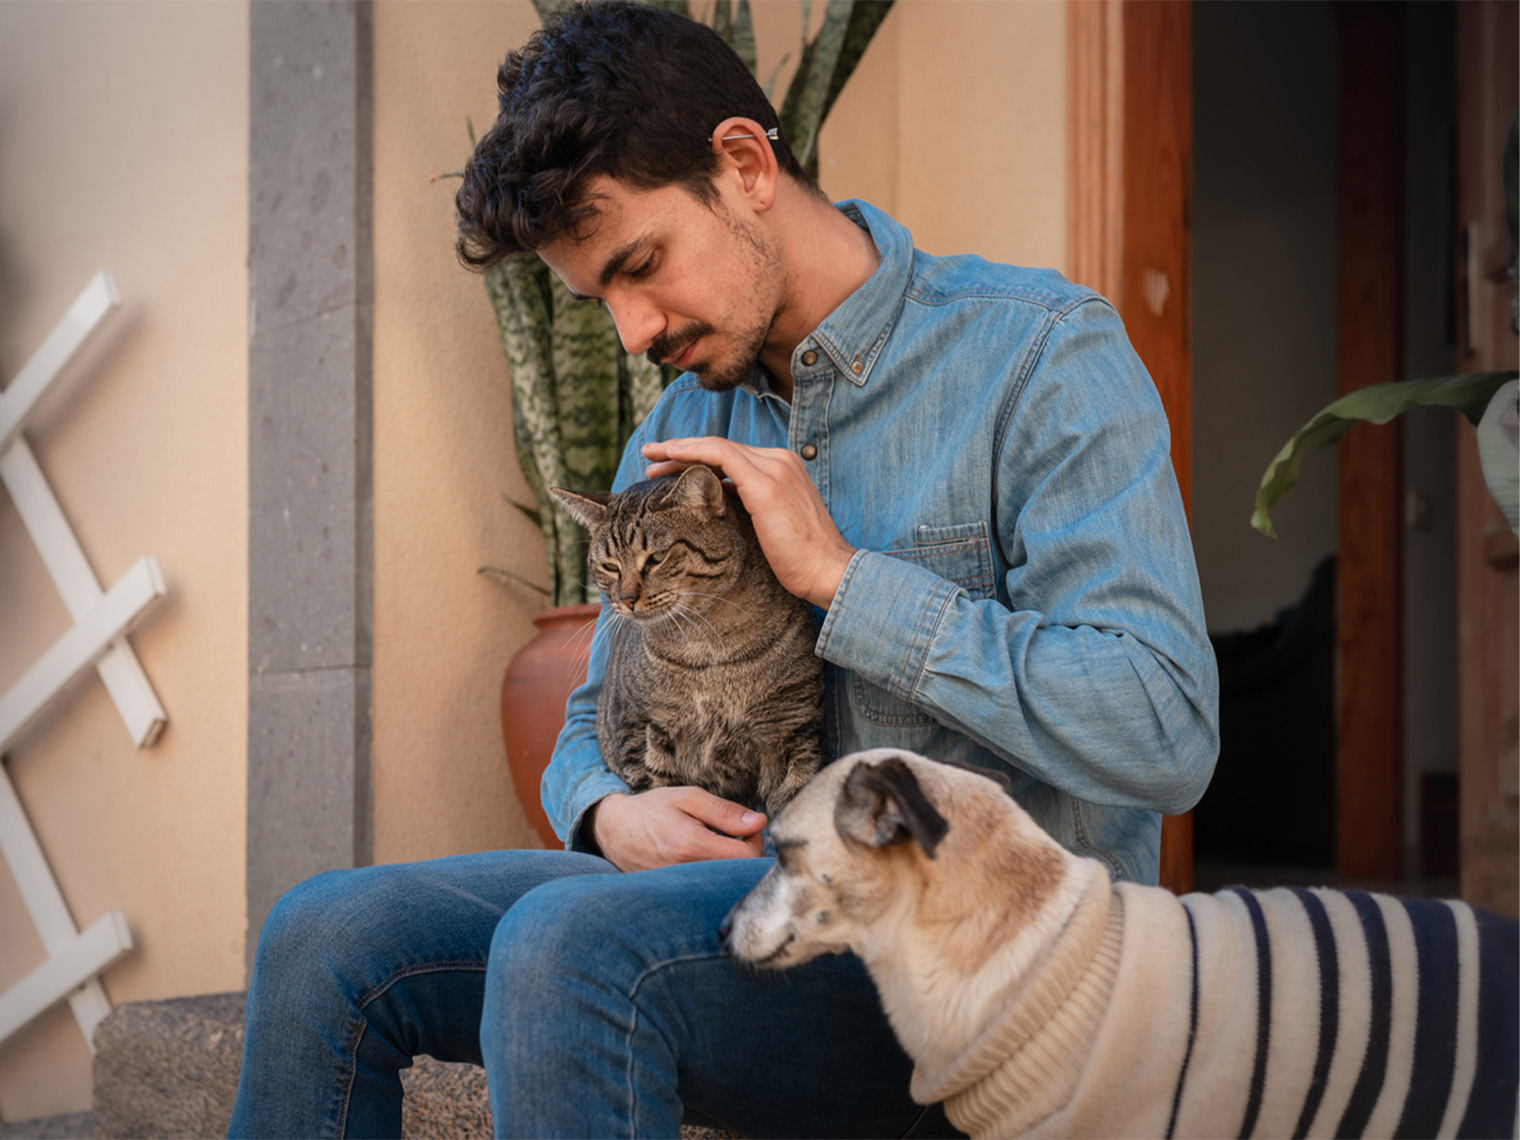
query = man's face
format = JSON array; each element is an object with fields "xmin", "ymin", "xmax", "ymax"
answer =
[{"xmin": 536, "ymin": 174, "xmax": 785, "ymax": 392}]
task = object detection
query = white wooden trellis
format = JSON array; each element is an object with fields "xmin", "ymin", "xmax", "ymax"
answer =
[{"xmin": 0, "ymin": 270, "xmax": 167, "ymax": 1051}]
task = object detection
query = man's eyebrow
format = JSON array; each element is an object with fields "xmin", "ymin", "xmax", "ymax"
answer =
[
  {"xmin": 563, "ymin": 232, "xmax": 653, "ymax": 303},
  {"xmin": 596, "ymin": 234, "xmax": 653, "ymax": 290}
]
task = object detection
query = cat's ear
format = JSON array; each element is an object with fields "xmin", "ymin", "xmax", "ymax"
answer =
[
  {"xmin": 551, "ymin": 487, "xmax": 612, "ymax": 530},
  {"xmin": 669, "ymin": 464, "xmax": 727, "ymax": 517}
]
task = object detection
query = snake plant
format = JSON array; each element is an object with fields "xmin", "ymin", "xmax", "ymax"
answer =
[{"xmin": 485, "ymin": 0, "xmax": 894, "ymax": 607}]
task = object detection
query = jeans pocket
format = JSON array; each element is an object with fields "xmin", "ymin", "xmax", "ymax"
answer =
[{"xmin": 850, "ymin": 521, "xmax": 995, "ymax": 727}]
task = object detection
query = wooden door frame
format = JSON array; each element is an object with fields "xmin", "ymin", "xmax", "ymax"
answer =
[
  {"xmin": 1068, "ymin": 0, "xmax": 1194, "ymax": 893},
  {"xmin": 1454, "ymin": 0, "xmax": 1519, "ymax": 915},
  {"xmin": 1333, "ymin": 2, "xmax": 1404, "ymax": 881}
]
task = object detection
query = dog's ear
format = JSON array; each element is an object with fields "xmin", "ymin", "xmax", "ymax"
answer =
[{"xmin": 835, "ymin": 756, "xmax": 950, "ymax": 859}]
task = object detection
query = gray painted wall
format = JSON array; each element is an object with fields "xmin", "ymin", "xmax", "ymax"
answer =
[{"xmin": 246, "ymin": 0, "xmax": 374, "ymax": 974}]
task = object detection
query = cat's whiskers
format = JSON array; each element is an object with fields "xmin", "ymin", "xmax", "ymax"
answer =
[
  {"xmin": 663, "ymin": 598, "xmax": 725, "ymax": 657},
  {"xmin": 564, "ymin": 607, "xmax": 617, "ymax": 687}
]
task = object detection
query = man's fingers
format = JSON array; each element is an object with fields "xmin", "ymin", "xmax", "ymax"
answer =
[
  {"xmin": 591, "ymin": 787, "xmax": 767, "ymax": 872},
  {"xmin": 642, "ymin": 437, "xmax": 784, "ymax": 482},
  {"xmin": 679, "ymin": 786, "xmax": 767, "ymax": 837}
]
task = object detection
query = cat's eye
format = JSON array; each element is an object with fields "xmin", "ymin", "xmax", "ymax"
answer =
[
  {"xmin": 645, "ymin": 549, "xmax": 669, "ymax": 567},
  {"xmin": 600, "ymin": 561, "xmax": 619, "ymax": 574}
]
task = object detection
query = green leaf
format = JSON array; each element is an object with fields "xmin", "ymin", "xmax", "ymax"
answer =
[
  {"xmin": 731, "ymin": 0, "xmax": 757, "ymax": 75},
  {"xmin": 820, "ymin": 0, "xmax": 892, "ymax": 127},
  {"xmin": 549, "ymin": 276, "xmax": 622, "ymax": 495},
  {"xmin": 711, "ymin": 0, "xmax": 733, "ymax": 46},
  {"xmin": 532, "ymin": 0, "xmax": 577, "ymax": 19},
  {"xmin": 487, "ymin": 256, "xmax": 567, "ymax": 599},
  {"xmin": 1477, "ymin": 379, "xmax": 1519, "ymax": 535},
  {"xmin": 479, "ymin": 565, "xmax": 552, "ymax": 598},
  {"xmin": 778, "ymin": 0, "xmax": 891, "ymax": 177},
  {"xmin": 1252, "ymin": 371, "xmax": 1518, "ymax": 537},
  {"xmin": 623, "ymin": 351, "xmax": 670, "ymax": 429},
  {"xmin": 780, "ymin": 0, "xmax": 850, "ymax": 175}
]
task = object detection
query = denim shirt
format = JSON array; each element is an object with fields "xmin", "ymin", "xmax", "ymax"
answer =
[{"xmin": 541, "ymin": 200, "xmax": 1219, "ymax": 884}]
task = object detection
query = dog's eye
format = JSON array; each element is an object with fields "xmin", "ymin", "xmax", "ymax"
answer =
[{"xmin": 774, "ymin": 839, "xmax": 804, "ymax": 870}]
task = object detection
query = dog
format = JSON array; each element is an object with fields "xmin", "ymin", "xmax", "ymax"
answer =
[{"xmin": 721, "ymin": 748, "xmax": 1519, "ymax": 1139}]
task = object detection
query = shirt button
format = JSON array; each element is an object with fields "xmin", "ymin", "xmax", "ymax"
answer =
[
  {"xmin": 850, "ymin": 358, "xmax": 863, "ymax": 375},
  {"xmin": 800, "ymin": 444, "xmax": 818, "ymax": 461},
  {"xmin": 801, "ymin": 350, "xmax": 818, "ymax": 367}
]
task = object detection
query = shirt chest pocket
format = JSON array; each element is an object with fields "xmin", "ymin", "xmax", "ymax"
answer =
[{"xmin": 849, "ymin": 521, "xmax": 996, "ymax": 727}]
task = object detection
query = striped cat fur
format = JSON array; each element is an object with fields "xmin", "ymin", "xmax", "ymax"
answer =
[
  {"xmin": 553, "ymin": 466, "xmax": 824, "ymax": 816},
  {"xmin": 722, "ymin": 749, "xmax": 1519, "ymax": 1139}
]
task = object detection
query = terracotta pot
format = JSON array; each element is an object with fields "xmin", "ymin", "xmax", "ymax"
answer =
[{"xmin": 500, "ymin": 603, "xmax": 602, "ymax": 848}]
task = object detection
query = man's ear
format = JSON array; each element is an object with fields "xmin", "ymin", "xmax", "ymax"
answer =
[
  {"xmin": 834, "ymin": 756, "xmax": 950, "ymax": 859},
  {"xmin": 710, "ymin": 116, "xmax": 778, "ymax": 209},
  {"xmin": 551, "ymin": 486, "xmax": 612, "ymax": 530}
]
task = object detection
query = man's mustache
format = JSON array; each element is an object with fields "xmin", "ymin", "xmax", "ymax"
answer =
[{"xmin": 647, "ymin": 322, "xmax": 715, "ymax": 368}]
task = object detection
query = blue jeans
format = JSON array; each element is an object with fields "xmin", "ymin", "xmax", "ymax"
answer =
[{"xmin": 227, "ymin": 850, "xmax": 958, "ymax": 1138}]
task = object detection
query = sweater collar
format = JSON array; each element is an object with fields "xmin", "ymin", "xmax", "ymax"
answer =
[{"xmin": 909, "ymin": 864, "xmax": 1125, "ymax": 1137}]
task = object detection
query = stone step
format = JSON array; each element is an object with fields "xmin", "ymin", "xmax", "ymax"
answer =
[
  {"xmin": 0, "ymin": 1112, "xmax": 91, "ymax": 1139},
  {"xmin": 85, "ymin": 993, "xmax": 737, "ymax": 1138}
]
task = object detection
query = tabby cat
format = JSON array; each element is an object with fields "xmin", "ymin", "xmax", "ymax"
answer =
[{"xmin": 552, "ymin": 464, "xmax": 825, "ymax": 816}]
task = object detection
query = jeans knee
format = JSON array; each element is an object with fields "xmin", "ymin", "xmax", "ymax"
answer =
[
  {"xmin": 251, "ymin": 867, "xmax": 382, "ymax": 981},
  {"xmin": 487, "ymin": 877, "xmax": 586, "ymax": 988}
]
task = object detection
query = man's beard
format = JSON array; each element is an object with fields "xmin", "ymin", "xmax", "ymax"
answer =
[{"xmin": 647, "ymin": 315, "xmax": 772, "ymax": 393}]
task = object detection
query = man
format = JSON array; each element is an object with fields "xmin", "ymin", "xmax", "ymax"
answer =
[{"xmin": 230, "ymin": 3, "xmax": 1218, "ymax": 1137}]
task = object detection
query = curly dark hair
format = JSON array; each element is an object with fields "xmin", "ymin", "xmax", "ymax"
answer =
[{"xmin": 455, "ymin": 1, "xmax": 812, "ymax": 270}]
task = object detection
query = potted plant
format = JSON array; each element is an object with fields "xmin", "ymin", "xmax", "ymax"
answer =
[{"xmin": 482, "ymin": 0, "xmax": 895, "ymax": 846}]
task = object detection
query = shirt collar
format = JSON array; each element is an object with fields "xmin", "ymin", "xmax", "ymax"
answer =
[
  {"xmin": 738, "ymin": 199, "xmax": 912, "ymax": 398},
  {"xmin": 802, "ymin": 200, "xmax": 912, "ymax": 388}
]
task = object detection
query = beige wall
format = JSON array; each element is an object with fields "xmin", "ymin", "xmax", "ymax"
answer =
[
  {"xmin": 0, "ymin": 0, "xmax": 1064, "ymax": 1120},
  {"xmin": 822, "ymin": 0, "xmax": 1067, "ymax": 270},
  {"xmin": 0, "ymin": 1, "xmax": 250, "ymax": 1121},
  {"xmin": 371, "ymin": 1, "xmax": 548, "ymax": 865}
]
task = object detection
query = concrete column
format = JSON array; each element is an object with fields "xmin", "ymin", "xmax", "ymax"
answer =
[{"xmin": 246, "ymin": 0, "xmax": 373, "ymax": 976}]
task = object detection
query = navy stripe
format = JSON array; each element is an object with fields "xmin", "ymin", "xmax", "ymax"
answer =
[
  {"xmin": 1230, "ymin": 888, "xmax": 1272, "ymax": 1139},
  {"xmin": 1338, "ymin": 891, "xmax": 1393, "ymax": 1138},
  {"xmin": 1165, "ymin": 901, "xmax": 1201, "ymax": 1140},
  {"xmin": 1394, "ymin": 898, "xmax": 1459, "ymax": 1138},
  {"xmin": 1457, "ymin": 905, "xmax": 1519, "ymax": 1138},
  {"xmin": 1290, "ymin": 889, "xmax": 1339, "ymax": 1139}
]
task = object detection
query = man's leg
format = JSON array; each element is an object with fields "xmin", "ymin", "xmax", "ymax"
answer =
[
  {"xmin": 482, "ymin": 857, "xmax": 960, "ymax": 1139},
  {"xmin": 228, "ymin": 849, "xmax": 613, "ymax": 1139}
]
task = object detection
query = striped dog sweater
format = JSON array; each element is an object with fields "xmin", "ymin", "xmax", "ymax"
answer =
[{"xmin": 910, "ymin": 871, "xmax": 1519, "ymax": 1138}]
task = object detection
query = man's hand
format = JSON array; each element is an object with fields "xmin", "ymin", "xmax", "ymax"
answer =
[
  {"xmin": 590, "ymin": 787, "xmax": 768, "ymax": 872},
  {"xmin": 642, "ymin": 437, "xmax": 856, "ymax": 609}
]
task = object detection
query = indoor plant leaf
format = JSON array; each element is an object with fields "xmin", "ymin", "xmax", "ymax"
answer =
[
  {"xmin": 1252, "ymin": 371, "xmax": 1518, "ymax": 537},
  {"xmin": 1477, "ymin": 378, "xmax": 1519, "ymax": 535}
]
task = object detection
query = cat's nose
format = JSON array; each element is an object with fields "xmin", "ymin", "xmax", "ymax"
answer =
[{"xmin": 619, "ymin": 580, "xmax": 642, "ymax": 607}]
